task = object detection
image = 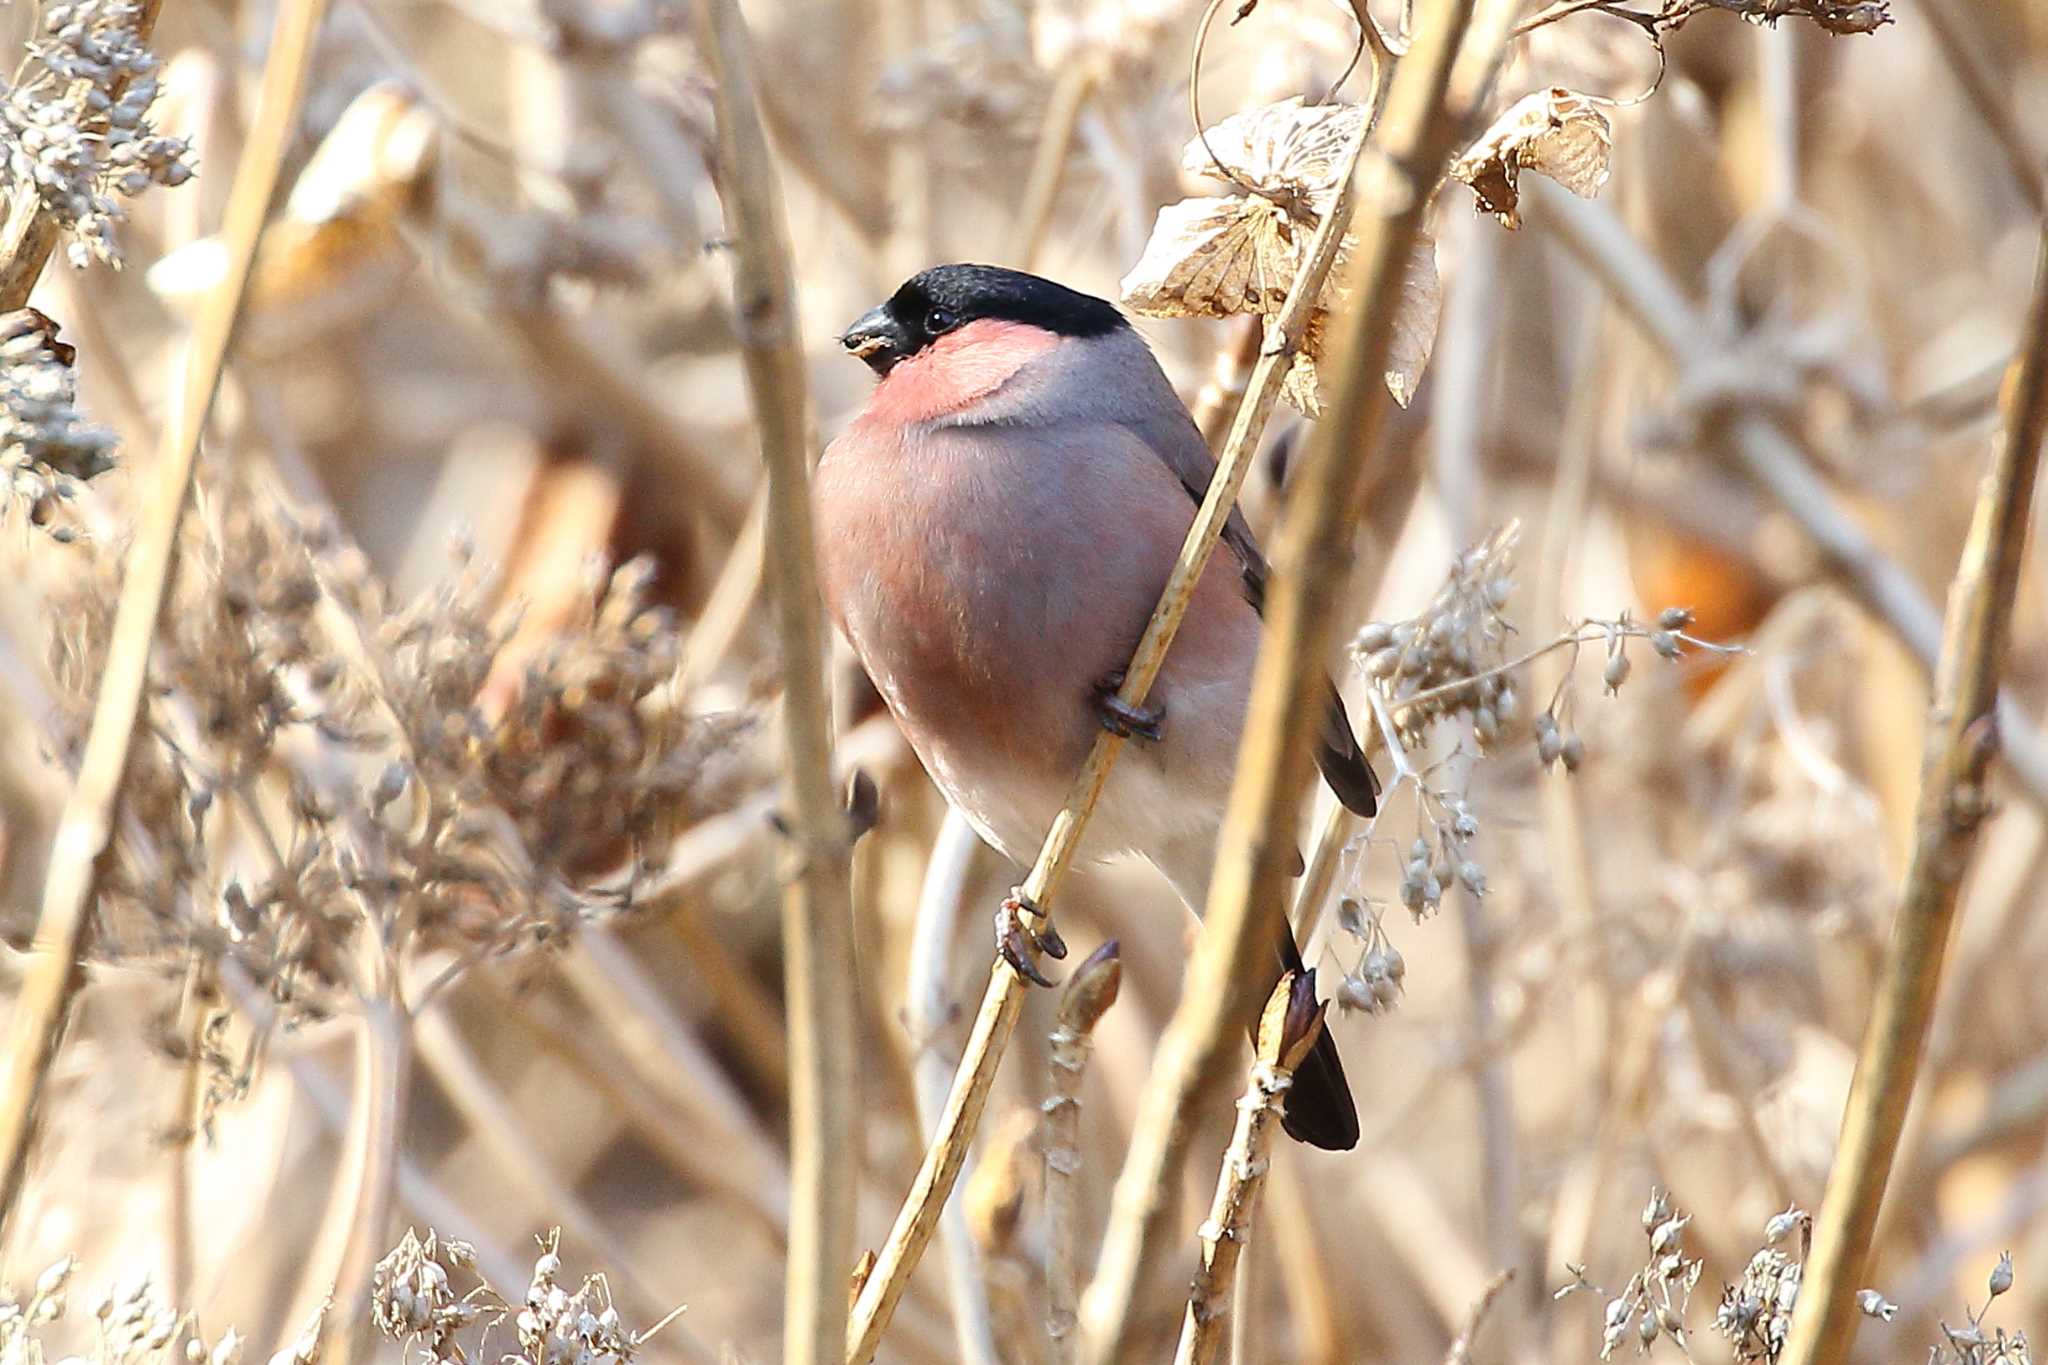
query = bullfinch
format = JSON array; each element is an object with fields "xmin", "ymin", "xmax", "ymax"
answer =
[{"xmin": 814, "ymin": 263, "xmax": 1377, "ymax": 1150}]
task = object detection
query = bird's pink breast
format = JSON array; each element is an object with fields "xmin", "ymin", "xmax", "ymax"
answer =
[{"xmin": 855, "ymin": 319, "xmax": 1061, "ymax": 426}]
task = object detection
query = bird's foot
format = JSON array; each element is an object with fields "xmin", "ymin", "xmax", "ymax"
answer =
[
  {"xmin": 1094, "ymin": 671, "xmax": 1165, "ymax": 743},
  {"xmin": 996, "ymin": 889, "xmax": 1067, "ymax": 987}
]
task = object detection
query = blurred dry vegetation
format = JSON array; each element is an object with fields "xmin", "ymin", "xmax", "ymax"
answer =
[{"xmin": 0, "ymin": 0, "xmax": 2046, "ymax": 1363}]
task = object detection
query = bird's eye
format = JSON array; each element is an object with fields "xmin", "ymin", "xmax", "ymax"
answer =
[{"xmin": 925, "ymin": 307, "xmax": 960, "ymax": 335}]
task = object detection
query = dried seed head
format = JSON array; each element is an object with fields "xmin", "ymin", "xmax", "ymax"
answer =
[
  {"xmin": 1855, "ymin": 1289, "xmax": 1897, "ymax": 1322},
  {"xmin": 1989, "ymin": 1251, "xmax": 2014, "ymax": 1299},
  {"xmin": 1603, "ymin": 649, "xmax": 1631, "ymax": 693}
]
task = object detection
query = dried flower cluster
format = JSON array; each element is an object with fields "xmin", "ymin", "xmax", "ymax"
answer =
[
  {"xmin": 1558, "ymin": 1188, "xmax": 1707, "ymax": 1358},
  {"xmin": 370, "ymin": 1228, "xmax": 497, "ymax": 1358},
  {"xmin": 0, "ymin": 1257, "xmax": 243, "ymax": 1365},
  {"xmin": 1353, "ymin": 525, "xmax": 1521, "ymax": 753},
  {"xmin": 1928, "ymin": 1252, "xmax": 2029, "ymax": 1365},
  {"xmin": 372, "ymin": 1228, "xmax": 681, "ymax": 1365},
  {"xmin": 0, "ymin": 0, "xmax": 194, "ymax": 269},
  {"xmin": 33, "ymin": 474, "xmax": 752, "ymax": 1027},
  {"xmin": 1333, "ymin": 894, "xmax": 1407, "ymax": 1013},
  {"xmin": 1, "ymin": 308, "xmax": 115, "ymax": 530}
]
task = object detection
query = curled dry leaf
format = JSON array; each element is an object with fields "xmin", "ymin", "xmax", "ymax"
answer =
[
  {"xmin": 1125, "ymin": 96, "xmax": 1439, "ymax": 412},
  {"xmin": 1449, "ymin": 86, "xmax": 1612, "ymax": 229},
  {"xmin": 1281, "ymin": 234, "xmax": 1440, "ymax": 415},
  {"xmin": 1123, "ymin": 98, "xmax": 1366, "ymax": 320}
]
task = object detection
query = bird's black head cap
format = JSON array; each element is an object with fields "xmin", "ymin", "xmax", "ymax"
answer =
[{"xmin": 840, "ymin": 264, "xmax": 1127, "ymax": 376}]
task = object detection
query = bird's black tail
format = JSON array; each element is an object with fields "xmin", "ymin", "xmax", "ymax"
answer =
[{"xmin": 1273, "ymin": 923, "xmax": 1359, "ymax": 1151}]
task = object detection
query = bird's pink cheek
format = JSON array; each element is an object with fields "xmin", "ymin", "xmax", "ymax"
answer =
[{"xmin": 860, "ymin": 320, "xmax": 1060, "ymax": 425}]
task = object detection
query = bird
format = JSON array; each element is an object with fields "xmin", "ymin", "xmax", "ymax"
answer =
[{"xmin": 814, "ymin": 263, "xmax": 1378, "ymax": 1150}]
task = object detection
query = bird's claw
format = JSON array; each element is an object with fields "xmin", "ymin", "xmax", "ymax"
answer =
[
  {"xmin": 997, "ymin": 889, "xmax": 1066, "ymax": 987},
  {"xmin": 1095, "ymin": 673, "xmax": 1165, "ymax": 743}
]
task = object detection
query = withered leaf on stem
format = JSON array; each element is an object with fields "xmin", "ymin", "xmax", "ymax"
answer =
[
  {"xmin": 1449, "ymin": 86, "xmax": 1612, "ymax": 229},
  {"xmin": 1281, "ymin": 234, "xmax": 1440, "ymax": 416},
  {"xmin": 1122, "ymin": 98, "xmax": 1366, "ymax": 320}
]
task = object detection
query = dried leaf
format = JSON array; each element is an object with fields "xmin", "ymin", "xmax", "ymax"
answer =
[
  {"xmin": 1181, "ymin": 96, "xmax": 1365, "ymax": 204},
  {"xmin": 1121, "ymin": 194, "xmax": 1312, "ymax": 319},
  {"xmin": 1384, "ymin": 234, "xmax": 1442, "ymax": 407},
  {"xmin": 1279, "ymin": 235, "xmax": 1440, "ymax": 416},
  {"xmin": 1450, "ymin": 87, "xmax": 1612, "ymax": 229}
]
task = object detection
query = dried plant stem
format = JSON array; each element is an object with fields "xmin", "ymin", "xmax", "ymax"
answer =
[
  {"xmin": 1046, "ymin": 942, "xmax": 1123, "ymax": 1365},
  {"xmin": 0, "ymin": 0, "xmax": 165, "ymax": 308},
  {"xmin": 1078, "ymin": 5, "xmax": 1499, "ymax": 1355},
  {"xmin": 677, "ymin": 487, "xmax": 770, "ymax": 697},
  {"xmin": 1190, "ymin": 318, "xmax": 1266, "ymax": 450},
  {"xmin": 317, "ymin": 992, "xmax": 412, "ymax": 1365},
  {"xmin": 1171, "ymin": 975, "xmax": 1323, "ymax": 1365},
  {"xmin": 845, "ymin": 72, "xmax": 1386, "ymax": 1365},
  {"xmin": 1779, "ymin": 222, "xmax": 2048, "ymax": 1365},
  {"xmin": 1533, "ymin": 320, "xmax": 1614, "ymax": 1102},
  {"xmin": 482, "ymin": 965, "xmax": 793, "ymax": 1239},
  {"xmin": 1263, "ymin": 1153, "xmax": 1344, "ymax": 1365},
  {"xmin": 698, "ymin": 4, "xmax": 860, "ymax": 1362},
  {"xmin": 1535, "ymin": 182, "xmax": 2048, "ymax": 808},
  {"xmin": 218, "ymin": 963, "xmax": 530, "ymax": 1296},
  {"xmin": 562, "ymin": 933, "xmax": 783, "ymax": 1196},
  {"xmin": 0, "ymin": 0, "xmax": 327, "ymax": 1241},
  {"xmin": 163, "ymin": 961, "xmax": 210, "ymax": 1300},
  {"xmin": 1441, "ymin": 1269, "xmax": 1514, "ymax": 1365},
  {"xmin": 1011, "ymin": 58, "xmax": 1101, "ymax": 268},
  {"xmin": 1914, "ymin": 0, "xmax": 2047, "ymax": 213},
  {"xmin": 905, "ymin": 811, "xmax": 1001, "ymax": 1365}
]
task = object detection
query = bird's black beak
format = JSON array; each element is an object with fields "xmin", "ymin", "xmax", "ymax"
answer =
[{"xmin": 841, "ymin": 304, "xmax": 910, "ymax": 377}]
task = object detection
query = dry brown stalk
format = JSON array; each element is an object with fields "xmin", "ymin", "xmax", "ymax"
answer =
[
  {"xmin": 1190, "ymin": 318, "xmax": 1266, "ymax": 450},
  {"xmin": 1778, "ymin": 222, "xmax": 2048, "ymax": 1365},
  {"xmin": 905, "ymin": 810, "xmax": 1001, "ymax": 1365},
  {"xmin": 1914, "ymin": 0, "xmax": 2047, "ymax": 214},
  {"xmin": 0, "ymin": 0, "xmax": 328, "ymax": 1240},
  {"xmin": 844, "ymin": 72, "xmax": 1386, "ymax": 1365},
  {"xmin": 162, "ymin": 960, "xmax": 208, "ymax": 1301},
  {"xmin": 1441, "ymin": 1268, "xmax": 1515, "ymax": 1365},
  {"xmin": 1011, "ymin": 58, "xmax": 1101, "ymax": 268},
  {"xmin": 1171, "ymin": 972, "xmax": 1325, "ymax": 1365},
  {"xmin": 697, "ymin": 3, "xmax": 861, "ymax": 1362},
  {"xmin": 1076, "ymin": 4, "xmax": 1504, "ymax": 1355},
  {"xmin": 318, "ymin": 991, "xmax": 412, "ymax": 1365},
  {"xmin": 676, "ymin": 487, "xmax": 771, "ymax": 697},
  {"xmin": 1046, "ymin": 941, "xmax": 1123, "ymax": 1365},
  {"xmin": 0, "ymin": 0, "xmax": 165, "ymax": 309}
]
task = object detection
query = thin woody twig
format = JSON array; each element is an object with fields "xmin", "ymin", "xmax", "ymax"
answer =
[
  {"xmin": 0, "ymin": 0, "xmax": 329, "ymax": 1241},
  {"xmin": 697, "ymin": 4, "xmax": 861, "ymax": 1363},
  {"xmin": 1171, "ymin": 972, "xmax": 1325, "ymax": 1365},
  {"xmin": 842, "ymin": 51, "xmax": 1389, "ymax": 1365},
  {"xmin": 1077, "ymin": 5, "xmax": 1509, "ymax": 1355},
  {"xmin": 904, "ymin": 811, "xmax": 1001, "ymax": 1365},
  {"xmin": 1046, "ymin": 942, "xmax": 1123, "ymax": 1365},
  {"xmin": 1778, "ymin": 221, "xmax": 2048, "ymax": 1365},
  {"xmin": 1442, "ymin": 1269, "xmax": 1515, "ymax": 1365}
]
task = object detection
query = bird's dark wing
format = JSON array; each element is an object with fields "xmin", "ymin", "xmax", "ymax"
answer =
[{"xmin": 1126, "ymin": 409, "xmax": 1380, "ymax": 817}]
